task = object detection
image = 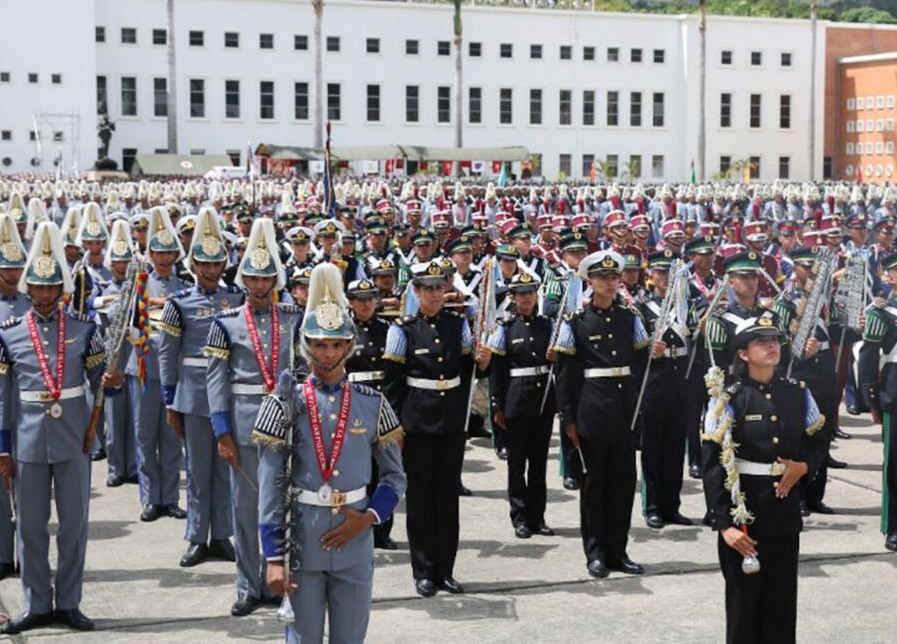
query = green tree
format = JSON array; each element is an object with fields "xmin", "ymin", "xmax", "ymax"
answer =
[{"xmin": 839, "ymin": 7, "xmax": 897, "ymax": 23}]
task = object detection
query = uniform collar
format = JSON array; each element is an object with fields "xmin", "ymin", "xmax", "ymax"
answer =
[{"xmin": 309, "ymin": 375, "xmax": 348, "ymax": 394}]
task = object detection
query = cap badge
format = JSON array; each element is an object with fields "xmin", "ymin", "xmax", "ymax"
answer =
[
  {"xmin": 200, "ymin": 236, "xmax": 222, "ymax": 257},
  {"xmin": 156, "ymin": 229, "xmax": 174, "ymax": 246},
  {"xmin": 249, "ymin": 248, "xmax": 272, "ymax": 270},
  {"xmin": 33, "ymin": 255, "xmax": 57, "ymax": 279},
  {"xmin": 112, "ymin": 240, "xmax": 130, "ymax": 256},
  {"xmin": 1, "ymin": 242, "xmax": 23, "ymax": 262}
]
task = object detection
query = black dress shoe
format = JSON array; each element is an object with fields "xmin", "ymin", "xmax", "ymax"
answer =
[
  {"xmin": 91, "ymin": 448, "xmax": 107, "ymax": 462},
  {"xmin": 587, "ymin": 559, "xmax": 609, "ymax": 578},
  {"xmin": 514, "ymin": 524, "xmax": 532, "ymax": 539},
  {"xmin": 126, "ymin": 475, "xmax": 140, "ymax": 484},
  {"xmin": 54, "ymin": 608, "xmax": 95, "ymax": 631},
  {"xmin": 645, "ymin": 514, "xmax": 665, "ymax": 529},
  {"xmin": 846, "ymin": 405, "xmax": 861, "ymax": 416},
  {"xmin": 0, "ymin": 611, "xmax": 54, "ymax": 634},
  {"xmin": 809, "ymin": 501, "xmax": 835, "ymax": 515},
  {"xmin": 608, "ymin": 557, "xmax": 645, "ymax": 575},
  {"xmin": 458, "ymin": 484, "xmax": 473, "ymax": 497},
  {"xmin": 833, "ymin": 428, "xmax": 852, "ymax": 440},
  {"xmin": 375, "ymin": 536, "xmax": 399, "ymax": 550},
  {"xmin": 231, "ymin": 596, "xmax": 261, "ymax": 617},
  {"xmin": 688, "ymin": 464, "xmax": 702, "ymax": 479},
  {"xmin": 886, "ymin": 533, "xmax": 897, "ymax": 552},
  {"xmin": 106, "ymin": 474, "xmax": 125, "ymax": 487},
  {"xmin": 438, "ymin": 576, "xmax": 464, "ymax": 594},
  {"xmin": 799, "ymin": 501, "xmax": 811, "ymax": 517},
  {"xmin": 563, "ymin": 476, "xmax": 580, "ymax": 491},
  {"xmin": 140, "ymin": 504, "xmax": 161, "ymax": 522},
  {"xmin": 827, "ymin": 456, "xmax": 848, "ymax": 469},
  {"xmin": 260, "ymin": 595, "xmax": 282, "ymax": 607},
  {"xmin": 0, "ymin": 562, "xmax": 16, "ymax": 580},
  {"xmin": 415, "ymin": 578, "xmax": 437, "ymax": 597},
  {"xmin": 180, "ymin": 542, "xmax": 210, "ymax": 567},
  {"xmin": 209, "ymin": 538, "xmax": 236, "ymax": 562},
  {"xmin": 162, "ymin": 504, "xmax": 187, "ymax": 519},
  {"xmin": 663, "ymin": 512, "xmax": 693, "ymax": 526},
  {"xmin": 702, "ymin": 511, "xmax": 715, "ymax": 528},
  {"xmin": 496, "ymin": 447, "xmax": 509, "ymax": 460},
  {"xmin": 532, "ymin": 523, "xmax": 555, "ymax": 536}
]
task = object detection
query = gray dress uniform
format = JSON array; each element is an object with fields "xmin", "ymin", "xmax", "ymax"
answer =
[
  {"xmin": 158, "ymin": 284, "xmax": 245, "ymax": 546},
  {"xmin": 0, "ymin": 308, "xmax": 105, "ymax": 615},
  {"xmin": 254, "ymin": 376, "xmax": 406, "ymax": 644},
  {"xmin": 206, "ymin": 302, "xmax": 303, "ymax": 604}
]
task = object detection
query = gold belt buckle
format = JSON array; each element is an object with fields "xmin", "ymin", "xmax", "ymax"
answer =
[
  {"xmin": 39, "ymin": 392, "xmax": 53, "ymax": 402},
  {"xmin": 771, "ymin": 462, "xmax": 786, "ymax": 476},
  {"xmin": 330, "ymin": 491, "xmax": 347, "ymax": 507},
  {"xmin": 436, "ymin": 380, "xmax": 449, "ymax": 391}
]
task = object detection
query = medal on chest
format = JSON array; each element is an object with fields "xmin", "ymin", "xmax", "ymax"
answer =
[
  {"xmin": 27, "ymin": 307, "xmax": 67, "ymax": 419},
  {"xmin": 244, "ymin": 306, "xmax": 280, "ymax": 392},
  {"xmin": 304, "ymin": 378, "xmax": 353, "ymax": 514}
]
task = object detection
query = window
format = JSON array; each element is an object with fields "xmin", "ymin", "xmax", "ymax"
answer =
[
  {"xmin": 29, "ymin": 132, "xmax": 36, "ymax": 142},
  {"xmin": 878, "ymin": 96, "xmax": 886, "ymax": 109},
  {"xmin": 121, "ymin": 27, "xmax": 137, "ymax": 44},
  {"xmin": 260, "ymin": 33, "xmax": 274, "ymax": 50},
  {"xmin": 437, "ymin": 86, "xmax": 451, "ymax": 123},
  {"xmin": 225, "ymin": 80, "xmax": 240, "ymax": 118},
  {"xmin": 846, "ymin": 143, "xmax": 854, "ymax": 155},
  {"xmin": 189, "ymin": 30, "xmax": 203, "ymax": 46},
  {"xmin": 888, "ymin": 118, "xmax": 895, "ymax": 132},
  {"xmin": 559, "ymin": 89, "xmax": 572, "ymax": 126},
  {"xmin": 866, "ymin": 142, "xmax": 874, "ymax": 154},
  {"xmin": 583, "ymin": 90, "xmax": 595, "ymax": 126},
  {"xmin": 846, "ymin": 120, "xmax": 855, "ymax": 133},
  {"xmin": 887, "ymin": 142, "xmax": 895, "ymax": 154},
  {"xmin": 751, "ymin": 51, "xmax": 762, "ymax": 66},
  {"xmin": 326, "ymin": 36, "xmax": 340, "ymax": 52},
  {"xmin": 469, "ymin": 42, "xmax": 481, "ymax": 57},
  {"xmin": 121, "ymin": 77, "xmax": 137, "ymax": 116},
  {"xmin": 630, "ymin": 48, "xmax": 642, "ymax": 63},
  {"xmin": 295, "ymin": 35, "xmax": 308, "ymax": 51},
  {"xmin": 227, "ymin": 149, "xmax": 241, "ymax": 166},
  {"xmin": 630, "ymin": 91, "xmax": 642, "ymax": 127},
  {"xmin": 1, "ymin": 131, "xmax": 10, "ymax": 141},
  {"xmin": 781, "ymin": 52, "xmax": 792, "ymax": 67},
  {"xmin": 779, "ymin": 95, "xmax": 791, "ymax": 129},
  {"xmin": 152, "ymin": 29, "xmax": 167, "ymax": 45},
  {"xmin": 652, "ymin": 92, "xmax": 665, "ymax": 127},
  {"xmin": 189, "ymin": 148, "xmax": 205, "ymax": 155},
  {"xmin": 405, "ymin": 39, "xmax": 418, "ymax": 55},
  {"xmin": 582, "ymin": 154, "xmax": 594, "ymax": 178},
  {"xmin": 28, "ymin": 73, "xmax": 38, "ymax": 84},
  {"xmin": 876, "ymin": 142, "xmax": 884, "ymax": 154},
  {"xmin": 583, "ymin": 46, "xmax": 595, "ymax": 61},
  {"xmin": 877, "ymin": 119, "xmax": 885, "ymax": 132},
  {"xmin": 652, "ymin": 155, "xmax": 664, "ymax": 179},
  {"xmin": 225, "ymin": 32, "xmax": 239, "ymax": 48},
  {"xmin": 500, "ymin": 88, "xmax": 513, "ymax": 125},
  {"xmin": 52, "ymin": 131, "xmax": 64, "ymax": 143},
  {"xmin": 857, "ymin": 119, "xmax": 864, "ymax": 132},
  {"xmin": 365, "ymin": 37, "xmax": 380, "ymax": 54},
  {"xmin": 607, "ymin": 47, "xmax": 619, "ymax": 62},
  {"xmin": 500, "ymin": 43, "xmax": 513, "ymax": 59},
  {"xmin": 51, "ymin": 74, "xmax": 61, "ymax": 85},
  {"xmin": 95, "ymin": 26, "xmax": 105, "ymax": 43},
  {"xmin": 259, "ymin": 81, "xmax": 275, "ymax": 119},
  {"xmin": 653, "ymin": 49, "xmax": 665, "ymax": 63},
  {"xmin": 559, "ymin": 45, "xmax": 572, "ymax": 61},
  {"xmin": 189, "ymin": 79, "xmax": 205, "ymax": 118},
  {"xmin": 530, "ymin": 89, "xmax": 542, "ymax": 125},
  {"xmin": 720, "ymin": 155, "xmax": 731, "ymax": 174},
  {"xmin": 96, "ymin": 75, "xmax": 107, "ymax": 114},
  {"xmin": 0, "ymin": 72, "xmax": 8, "ymax": 82},
  {"xmin": 629, "ymin": 155, "xmax": 641, "ymax": 179},
  {"xmin": 607, "ymin": 91, "xmax": 619, "ymax": 126},
  {"xmin": 778, "ymin": 156, "xmax": 790, "ymax": 179},
  {"xmin": 750, "ymin": 94, "xmax": 762, "ymax": 128},
  {"xmin": 468, "ymin": 87, "xmax": 481, "ymax": 124},
  {"xmin": 153, "ymin": 78, "xmax": 167, "ymax": 117},
  {"xmin": 847, "ymin": 98, "xmax": 856, "ymax": 110},
  {"xmin": 530, "ymin": 44, "xmax": 542, "ymax": 60},
  {"xmin": 867, "ymin": 96, "xmax": 875, "ymax": 108},
  {"xmin": 559, "ymin": 154, "xmax": 572, "ymax": 177},
  {"xmin": 857, "ymin": 97, "xmax": 865, "ymax": 110},
  {"xmin": 867, "ymin": 119, "xmax": 874, "ymax": 131},
  {"xmin": 405, "ymin": 85, "xmax": 419, "ymax": 123},
  {"xmin": 327, "ymin": 83, "xmax": 341, "ymax": 120},
  {"xmin": 749, "ymin": 156, "xmax": 761, "ymax": 179},
  {"xmin": 122, "ymin": 148, "xmax": 137, "ymax": 174},
  {"xmin": 606, "ymin": 154, "xmax": 619, "ymax": 178},
  {"xmin": 721, "ymin": 50, "xmax": 732, "ymax": 65},
  {"xmin": 889, "ymin": 96, "xmax": 896, "ymax": 108},
  {"xmin": 293, "ymin": 82, "xmax": 309, "ymax": 120},
  {"xmin": 366, "ymin": 84, "xmax": 380, "ymax": 122},
  {"xmin": 437, "ymin": 41, "xmax": 450, "ymax": 56}
]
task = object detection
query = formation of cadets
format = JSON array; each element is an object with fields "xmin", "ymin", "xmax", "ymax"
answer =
[{"xmin": 0, "ymin": 174, "xmax": 894, "ymax": 640}]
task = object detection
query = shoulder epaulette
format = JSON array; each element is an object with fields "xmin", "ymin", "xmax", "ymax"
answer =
[
  {"xmin": 276, "ymin": 303, "xmax": 304, "ymax": 315},
  {"xmin": 66, "ymin": 310, "xmax": 92, "ymax": 323},
  {"xmin": 497, "ymin": 316, "xmax": 513, "ymax": 326},
  {"xmin": 215, "ymin": 307, "xmax": 242, "ymax": 319},
  {"xmin": 563, "ymin": 309, "xmax": 585, "ymax": 321},
  {"xmin": 725, "ymin": 381, "xmax": 742, "ymax": 396},
  {"xmin": 224, "ymin": 284, "xmax": 243, "ymax": 294},
  {"xmin": 444, "ymin": 309, "xmax": 463, "ymax": 318},
  {"xmin": 780, "ymin": 376, "xmax": 805, "ymax": 390},
  {"xmin": 399, "ymin": 315, "xmax": 415, "ymax": 325},
  {"xmin": 351, "ymin": 383, "xmax": 381, "ymax": 397},
  {"xmin": 171, "ymin": 289, "xmax": 191, "ymax": 300},
  {"xmin": 1, "ymin": 316, "xmax": 22, "ymax": 330}
]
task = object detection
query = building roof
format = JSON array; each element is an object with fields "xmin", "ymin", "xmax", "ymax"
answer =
[{"xmin": 838, "ymin": 52, "xmax": 897, "ymax": 65}]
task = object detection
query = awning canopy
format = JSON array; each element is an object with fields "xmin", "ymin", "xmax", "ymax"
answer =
[
  {"xmin": 254, "ymin": 144, "xmax": 530, "ymax": 162},
  {"xmin": 130, "ymin": 154, "xmax": 234, "ymax": 177},
  {"xmin": 255, "ymin": 144, "xmax": 324, "ymax": 161},
  {"xmin": 398, "ymin": 146, "xmax": 530, "ymax": 162}
]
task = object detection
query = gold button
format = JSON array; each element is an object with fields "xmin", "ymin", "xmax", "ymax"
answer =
[
  {"xmin": 439, "ymin": 391, "xmax": 445, "ymax": 397},
  {"xmin": 770, "ymin": 415, "xmax": 777, "ymax": 422},
  {"xmin": 605, "ymin": 317, "xmax": 611, "ymax": 323},
  {"xmin": 329, "ymin": 413, "xmax": 337, "ymax": 420},
  {"xmin": 438, "ymin": 357, "xmax": 443, "ymax": 362},
  {"xmin": 435, "ymin": 339, "xmax": 441, "ymax": 344},
  {"xmin": 45, "ymin": 409, "xmax": 51, "ymax": 415},
  {"xmin": 611, "ymin": 350, "xmax": 617, "ymax": 356},
  {"xmin": 765, "ymin": 393, "xmax": 771, "ymax": 400},
  {"xmin": 328, "ymin": 396, "xmax": 336, "ymax": 403},
  {"xmin": 617, "ymin": 383, "xmax": 622, "ymax": 389},
  {"xmin": 772, "ymin": 437, "xmax": 779, "ymax": 444},
  {"xmin": 333, "ymin": 469, "xmax": 339, "ymax": 477},
  {"xmin": 608, "ymin": 334, "xmax": 613, "ymax": 339}
]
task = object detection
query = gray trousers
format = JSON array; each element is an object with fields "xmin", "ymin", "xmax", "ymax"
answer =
[
  {"xmin": 184, "ymin": 414, "xmax": 232, "ymax": 543},
  {"xmin": 285, "ymin": 560, "xmax": 374, "ymax": 644},
  {"xmin": 131, "ymin": 377, "xmax": 182, "ymax": 506},
  {"xmin": 231, "ymin": 443, "xmax": 274, "ymax": 601},
  {"xmin": 105, "ymin": 383, "xmax": 136, "ymax": 479},
  {"xmin": 0, "ymin": 481, "xmax": 13, "ymax": 565},
  {"xmin": 17, "ymin": 457, "xmax": 90, "ymax": 613}
]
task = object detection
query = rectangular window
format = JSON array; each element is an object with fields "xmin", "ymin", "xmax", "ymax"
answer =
[
  {"xmin": 878, "ymin": 119, "xmax": 885, "ymax": 132},
  {"xmin": 630, "ymin": 48, "xmax": 642, "ymax": 63},
  {"xmin": 750, "ymin": 94, "xmax": 762, "ymax": 128},
  {"xmin": 96, "ymin": 75, "xmax": 107, "ymax": 114},
  {"xmin": 888, "ymin": 118, "xmax": 895, "ymax": 132},
  {"xmin": 500, "ymin": 43, "xmax": 513, "ymax": 59},
  {"xmin": 405, "ymin": 85, "xmax": 419, "ymax": 123},
  {"xmin": 607, "ymin": 91, "xmax": 619, "ymax": 126},
  {"xmin": 122, "ymin": 148, "xmax": 137, "ymax": 174},
  {"xmin": 152, "ymin": 29, "xmax": 167, "ymax": 45},
  {"xmin": 630, "ymin": 91, "xmax": 642, "ymax": 127},
  {"xmin": 583, "ymin": 46, "xmax": 595, "ymax": 61},
  {"xmin": 876, "ymin": 141, "xmax": 884, "ymax": 154},
  {"xmin": 779, "ymin": 94, "xmax": 791, "ymax": 129},
  {"xmin": 437, "ymin": 41, "xmax": 450, "ymax": 56},
  {"xmin": 260, "ymin": 33, "xmax": 274, "ymax": 50},
  {"xmin": 366, "ymin": 84, "xmax": 380, "ymax": 122},
  {"xmin": 327, "ymin": 83, "xmax": 341, "ymax": 120},
  {"xmin": 559, "ymin": 154, "xmax": 572, "ymax": 177},
  {"xmin": 582, "ymin": 154, "xmax": 594, "ymax": 179},
  {"xmin": 52, "ymin": 131, "xmax": 64, "ymax": 143},
  {"xmin": 0, "ymin": 131, "xmax": 10, "ymax": 141},
  {"xmin": 846, "ymin": 143, "xmax": 854, "ymax": 155},
  {"xmin": 653, "ymin": 49, "xmax": 665, "ymax": 63},
  {"xmin": 652, "ymin": 155, "xmax": 664, "ymax": 179},
  {"xmin": 0, "ymin": 72, "xmax": 8, "ymax": 83},
  {"xmin": 367, "ymin": 37, "xmax": 380, "ymax": 54},
  {"xmin": 405, "ymin": 39, "xmax": 418, "ymax": 55},
  {"xmin": 121, "ymin": 76, "xmax": 137, "ymax": 116},
  {"xmin": 468, "ymin": 87, "xmax": 481, "ymax": 124},
  {"xmin": 96, "ymin": 26, "xmax": 105, "ymax": 43},
  {"xmin": 889, "ymin": 96, "xmax": 896, "ymax": 108},
  {"xmin": 606, "ymin": 154, "xmax": 619, "ymax": 178},
  {"xmin": 259, "ymin": 81, "xmax": 275, "ymax": 119},
  {"xmin": 189, "ymin": 30, "xmax": 203, "ymax": 47},
  {"xmin": 226, "ymin": 149, "xmax": 241, "ymax": 166},
  {"xmin": 225, "ymin": 80, "xmax": 240, "ymax": 118},
  {"xmin": 607, "ymin": 47, "xmax": 619, "ymax": 62},
  {"xmin": 560, "ymin": 45, "xmax": 572, "ymax": 60},
  {"xmin": 530, "ymin": 44, "xmax": 542, "ymax": 60},
  {"xmin": 629, "ymin": 154, "xmax": 642, "ymax": 179},
  {"xmin": 469, "ymin": 42, "xmax": 481, "ymax": 57},
  {"xmin": 530, "ymin": 89, "xmax": 542, "ymax": 125},
  {"xmin": 28, "ymin": 73, "xmax": 38, "ymax": 84},
  {"xmin": 225, "ymin": 32, "xmax": 239, "ymax": 48},
  {"xmin": 857, "ymin": 97, "xmax": 865, "ymax": 110},
  {"xmin": 778, "ymin": 156, "xmax": 790, "ymax": 179},
  {"xmin": 720, "ymin": 155, "xmax": 731, "ymax": 174},
  {"xmin": 583, "ymin": 90, "xmax": 595, "ymax": 126},
  {"xmin": 749, "ymin": 156, "xmax": 761, "ymax": 179},
  {"xmin": 781, "ymin": 52, "xmax": 792, "ymax": 67},
  {"xmin": 867, "ymin": 119, "xmax": 874, "ymax": 131},
  {"xmin": 51, "ymin": 74, "xmax": 61, "ymax": 85},
  {"xmin": 326, "ymin": 36, "xmax": 340, "ymax": 52},
  {"xmin": 857, "ymin": 119, "xmax": 864, "ymax": 132},
  {"xmin": 559, "ymin": 89, "xmax": 572, "ymax": 125},
  {"xmin": 751, "ymin": 51, "xmax": 762, "ymax": 66},
  {"xmin": 293, "ymin": 82, "xmax": 308, "ymax": 120},
  {"xmin": 721, "ymin": 50, "xmax": 732, "ymax": 65},
  {"xmin": 847, "ymin": 98, "xmax": 855, "ymax": 111},
  {"xmin": 437, "ymin": 86, "xmax": 451, "ymax": 123},
  {"xmin": 121, "ymin": 27, "xmax": 137, "ymax": 44},
  {"xmin": 153, "ymin": 77, "xmax": 167, "ymax": 117},
  {"xmin": 879, "ymin": 96, "xmax": 886, "ymax": 109},
  {"xmin": 846, "ymin": 120, "xmax": 855, "ymax": 133},
  {"xmin": 652, "ymin": 92, "xmax": 665, "ymax": 127},
  {"xmin": 887, "ymin": 142, "xmax": 895, "ymax": 154},
  {"xmin": 500, "ymin": 88, "xmax": 513, "ymax": 125},
  {"xmin": 295, "ymin": 35, "xmax": 308, "ymax": 51},
  {"xmin": 866, "ymin": 142, "xmax": 874, "ymax": 154},
  {"xmin": 189, "ymin": 79, "xmax": 205, "ymax": 118}
]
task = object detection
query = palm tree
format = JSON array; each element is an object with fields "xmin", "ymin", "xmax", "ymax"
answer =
[
  {"xmin": 166, "ymin": 0, "xmax": 178, "ymax": 153},
  {"xmin": 697, "ymin": 0, "xmax": 706, "ymax": 181},
  {"xmin": 312, "ymin": 0, "xmax": 325, "ymax": 149},
  {"xmin": 809, "ymin": 1, "xmax": 818, "ymax": 180},
  {"xmin": 624, "ymin": 157, "xmax": 641, "ymax": 181},
  {"xmin": 452, "ymin": 0, "xmax": 463, "ymax": 175}
]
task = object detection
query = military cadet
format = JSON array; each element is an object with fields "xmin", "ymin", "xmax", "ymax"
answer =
[
  {"xmin": 129, "ymin": 207, "xmax": 190, "ymax": 523},
  {"xmin": 288, "ymin": 265, "xmax": 312, "ymax": 308},
  {"xmin": 77, "ymin": 203, "xmax": 112, "ymax": 290},
  {"xmin": 206, "ymin": 218, "xmax": 304, "ymax": 617},
  {"xmin": 283, "ymin": 226, "xmax": 316, "ymax": 273},
  {"xmin": 383, "ymin": 260, "xmax": 487, "ymax": 597},
  {"xmin": 617, "ymin": 252, "xmax": 644, "ymax": 308},
  {"xmin": 396, "ymin": 230, "xmax": 438, "ymax": 291},
  {"xmin": 59, "ymin": 207, "xmax": 97, "ymax": 317},
  {"xmin": 553, "ymin": 250, "xmax": 661, "ymax": 579},
  {"xmin": 0, "ymin": 222, "xmax": 124, "ymax": 634},
  {"xmin": 368, "ymin": 257, "xmax": 400, "ymax": 312},
  {"xmin": 702, "ymin": 312, "xmax": 828, "ymax": 644},
  {"xmin": 159, "ymin": 208, "xmax": 245, "ymax": 568},
  {"xmin": 484, "ymin": 272, "xmax": 557, "ymax": 539}
]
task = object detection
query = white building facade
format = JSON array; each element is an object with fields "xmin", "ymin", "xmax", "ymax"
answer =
[{"xmin": 1, "ymin": 0, "xmax": 827, "ymax": 181}]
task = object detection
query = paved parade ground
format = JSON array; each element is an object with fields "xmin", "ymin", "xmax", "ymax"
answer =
[{"xmin": 0, "ymin": 407, "xmax": 894, "ymax": 643}]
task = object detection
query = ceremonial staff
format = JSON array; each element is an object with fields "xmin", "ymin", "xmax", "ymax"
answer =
[
  {"xmin": 684, "ymin": 273, "xmax": 730, "ymax": 381},
  {"xmin": 463, "ymin": 256, "xmax": 496, "ymax": 434}
]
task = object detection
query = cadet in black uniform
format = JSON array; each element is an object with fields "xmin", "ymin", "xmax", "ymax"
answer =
[{"xmin": 702, "ymin": 311, "xmax": 829, "ymax": 644}]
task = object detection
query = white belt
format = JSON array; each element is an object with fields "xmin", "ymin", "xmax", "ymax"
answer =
[
  {"xmin": 291, "ymin": 486, "xmax": 367, "ymax": 508},
  {"xmin": 20, "ymin": 386, "xmax": 83, "ymax": 403},
  {"xmin": 182, "ymin": 357, "xmax": 207, "ymax": 368},
  {"xmin": 886, "ymin": 353, "xmax": 897, "ymax": 364},
  {"xmin": 735, "ymin": 458, "xmax": 786, "ymax": 477},
  {"xmin": 583, "ymin": 366, "xmax": 631, "ymax": 378},
  {"xmin": 406, "ymin": 376, "xmax": 461, "ymax": 391},
  {"xmin": 348, "ymin": 371, "xmax": 385, "ymax": 383},
  {"xmin": 231, "ymin": 383, "xmax": 267, "ymax": 396},
  {"xmin": 660, "ymin": 347, "xmax": 689, "ymax": 359},
  {"xmin": 509, "ymin": 365, "xmax": 551, "ymax": 377},
  {"xmin": 817, "ymin": 341, "xmax": 830, "ymax": 352}
]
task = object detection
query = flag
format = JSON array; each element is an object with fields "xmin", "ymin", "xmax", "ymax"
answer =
[
  {"xmin": 400, "ymin": 283, "xmax": 419, "ymax": 317},
  {"xmin": 689, "ymin": 160, "xmax": 696, "ymax": 185},
  {"xmin": 32, "ymin": 115, "xmax": 42, "ymax": 158},
  {"xmin": 133, "ymin": 270, "xmax": 151, "ymax": 393},
  {"xmin": 475, "ymin": 257, "xmax": 498, "ymax": 343},
  {"xmin": 322, "ymin": 122, "xmax": 337, "ymax": 219},
  {"xmin": 385, "ymin": 159, "xmax": 395, "ymax": 174},
  {"xmin": 441, "ymin": 160, "xmax": 453, "ymax": 176},
  {"xmin": 589, "ymin": 161, "xmax": 597, "ymax": 185},
  {"xmin": 246, "ymin": 141, "xmax": 253, "ymax": 179},
  {"xmin": 497, "ymin": 162, "xmax": 509, "ymax": 188},
  {"xmin": 857, "ymin": 164, "xmax": 864, "ymax": 184}
]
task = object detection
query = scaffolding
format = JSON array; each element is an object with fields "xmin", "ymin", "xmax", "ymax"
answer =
[{"xmin": 32, "ymin": 111, "xmax": 82, "ymax": 176}]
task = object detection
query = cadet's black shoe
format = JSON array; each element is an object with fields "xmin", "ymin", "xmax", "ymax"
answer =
[
  {"xmin": 563, "ymin": 477, "xmax": 580, "ymax": 491},
  {"xmin": 799, "ymin": 501, "xmax": 811, "ymax": 517},
  {"xmin": 231, "ymin": 596, "xmax": 261, "ymax": 617},
  {"xmin": 702, "ymin": 511, "xmax": 715, "ymax": 528},
  {"xmin": 415, "ymin": 578, "xmax": 437, "ymax": 597},
  {"xmin": 587, "ymin": 559, "xmax": 609, "ymax": 578},
  {"xmin": 106, "ymin": 474, "xmax": 125, "ymax": 487},
  {"xmin": 458, "ymin": 484, "xmax": 473, "ymax": 497},
  {"xmin": 646, "ymin": 514, "xmax": 665, "ymax": 529},
  {"xmin": 54, "ymin": 608, "xmax": 95, "ymax": 631},
  {"xmin": 1, "ymin": 611, "xmax": 54, "ymax": 634},
  {"xmin": 126, "ymin": 475, "xmax": 140, "ymax": 484},
  {"xmin": 140, "ymin": 504, "xmax": 161, "ymax": 522},
  {"xmin": 260, "ymin": 595, "xmax": 282, "ymax": 607},
  {"xmin": 91, "ymin": 448, "xmax": 106, "ymax": 462},
  {"xmin": 162, "ymin": 504, "xmax": 187, "ymax": 519},
  {"xmin": 809, "ymin": 502, "xmax": 835, "ymax": 515},
  {"xmin": 0, "ymin": 562, "xmax": 17, "ymax": 580},
  {"xmin": 886, "ymin": 533, "xmax": 897, "ymax": 552},
  {"xmin": 833, "ymin": 429, "xmax": 852, "ymax": 440},
  {"xmin": 826, "ymin": 456, "xmax": 848, "ymax": 469},
  {"xmin": 375, "ymin": 536, "xmax": 399, "ymax": 550},
  {"xmin": 533, "ymin": 523, "xmax": 555, "ymax": 536},
  {"xmin": 209, "ymin": 538, "xmax": 236, "ymax": 562},
  {"xmin": 438, "ymin": 576, "xmax": 464, "ymax": 594},
  {"xmin": 496, "ymin": 447, "xmax": 509, "ymax": 460},
  {"xmin": 514, "ymin": 524, "xmax": 532, "ymax": 539},
  {"xmin": 846, "ymin": 405, "xmax": 860, "ymax": 416},
  {"xmin": 664, "ymin": 512, "xmax": 694, "ymax": 526},
  {"xmin": 608, "ymin": 557, "xmax": 645, "ymax": 575},
  {"xmin": 688, "ymin": 464, "xmax": 702, "ymax": 479},
  {"xmin": 179, "ymin": 542, "xmax": 209, "ymax": 567}
]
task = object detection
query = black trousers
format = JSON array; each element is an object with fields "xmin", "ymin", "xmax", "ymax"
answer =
[
  {"xmin": 885, "ymin": 413, "xmax": 897, "ymax": 535},
  {"xmin": 794, "ymin": 353, "xmax": 838, "ymax": 506},
  {"xmin": 507, "ymin": 412, "xmax": 554, "ymax": 529},
  {"xmin": 640, "ymin": 396, "xmax": 687, "ymax": 517},
  {"xmin": 685, "ymin": 360, "xmax": 708, "ymax": 470},
  {"xmin": 718, "ymin": 532, "xmax": 799, "ymax": 644},
  {"xmin": 366, "ymin": 456, "xmax": 393, "ymax": 543},
  {"xmin": 578, "ymin": 435, "xmax": 636, "ymax": 564},
  {"xmin": 403, "ymin": 432, "xmax": 465, "ymax": 581}
]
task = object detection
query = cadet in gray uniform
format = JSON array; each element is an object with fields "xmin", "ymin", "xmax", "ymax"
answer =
[
  {"xmin": 254, "ymin": 262, "xmax": 406, "ymax": 644},
  {"xmin": 206, "ymin": 218, "xmax": 303, "ymax": 617},
  {"xmin": 159, "ymin": 208, "xmax": 244, "ymax": 567},
  {"xmin": 0, "ymin": 221, "xmax": 124, "ymax": 634}
]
